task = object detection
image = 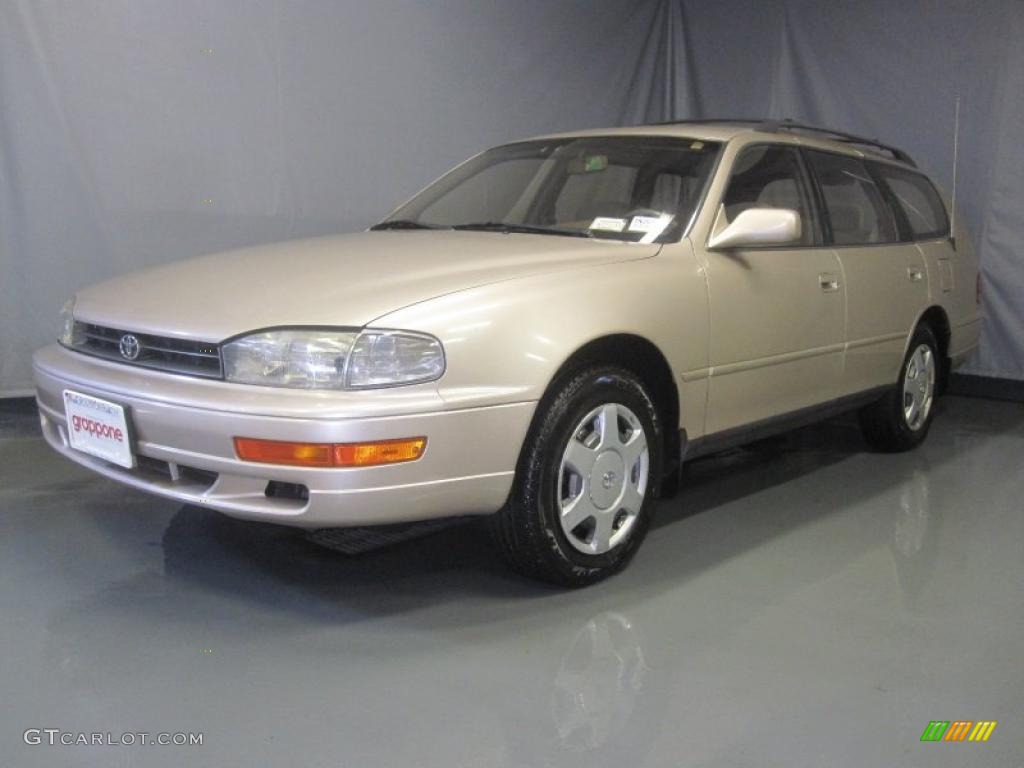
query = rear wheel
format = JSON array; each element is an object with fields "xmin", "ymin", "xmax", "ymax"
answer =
[
  {"xmin": 859, "ymin": 324, "xmax": 939, "ymax": 452},
  {"xmin": 490, "ymin": 366, "xmax": 662, "ymax": 587}
]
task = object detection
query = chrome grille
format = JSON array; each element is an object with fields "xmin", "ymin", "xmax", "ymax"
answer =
[{"xmin": 71, "ymin": 322, "xmax": 223, "ymax": 379}]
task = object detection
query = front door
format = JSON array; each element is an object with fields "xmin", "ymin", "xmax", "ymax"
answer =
[{"xmin": 703, "ymin": 144, "xmax": 846, "ymax": 434}]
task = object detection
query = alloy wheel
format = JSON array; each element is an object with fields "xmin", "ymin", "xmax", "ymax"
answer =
[
  {"xmin": 902, "ymin": 343, "xmax": 935, "ymax": 431},
  {"xmin": 557, "ymin": 403, "xmax": 650, "ymax": 555}
]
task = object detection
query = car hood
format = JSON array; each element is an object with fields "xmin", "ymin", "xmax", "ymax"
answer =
[{"xmin": 72, "ymin": 231, "xmax": 658, "ymax": 341}]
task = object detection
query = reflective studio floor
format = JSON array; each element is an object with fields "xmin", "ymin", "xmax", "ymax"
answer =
[{"xmin": 1, "ymin": 395, "xmax": 1021, "ymax": 767}]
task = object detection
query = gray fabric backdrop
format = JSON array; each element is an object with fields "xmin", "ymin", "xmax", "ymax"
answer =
[
  {"xmin": 1, "ymin": 0, "xmax": 1021, "ymax": 395},
  {"xmin": 624, "ymin": 0, "xmax": 1024, "ymax": 381},
  {"xmin": 0, "ymin": 0, "xmax": 659, "ymax": 395}
]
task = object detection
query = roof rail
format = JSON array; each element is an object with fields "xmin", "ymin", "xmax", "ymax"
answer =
[
  {"xmin": 760, "ymin": 119, "xmax": 916, "ymax": 167},
  {"xmin": 647, "ymin": 117, "xmax": 916, "ymax": 167},
  {"xmin": 648, "ymin": 117, "xmax": 765, "ymax": 127}
]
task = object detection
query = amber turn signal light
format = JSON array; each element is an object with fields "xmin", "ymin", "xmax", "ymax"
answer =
[{"xmin": 234, "ymin": 436, "xmax": 426, "ymax": 467}]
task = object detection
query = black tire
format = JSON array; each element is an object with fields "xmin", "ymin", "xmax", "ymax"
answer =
[
  {"xmin": 490, "ymin": 366, "xmax": 663, "ymax": 587},
  {"xmin": 859, "ymin": 324, "xmax": 940, "ymax": 452}
]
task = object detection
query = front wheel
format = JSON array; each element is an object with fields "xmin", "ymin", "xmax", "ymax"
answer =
[
  {"xmin": 490, "ymin": 366, "xmax": 662, "ymax": 587},
  {"xmin": 859, "ymin": 324, "xmax": 939, "ymax": 452}
]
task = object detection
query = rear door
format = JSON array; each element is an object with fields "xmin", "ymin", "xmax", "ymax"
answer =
[
  {"xmin": 703, "ymin": 144, "xmax": 845, "ymax": 434},
  {"xmin": 804, "ymin": 150, "xmax": 928, "ymax": 396},
  {"xmin": 870, "ymin": 161, "xmax": 970, "ymax": 322}
]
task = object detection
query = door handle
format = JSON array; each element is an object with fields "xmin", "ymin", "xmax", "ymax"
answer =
[
  {"xmin": 908, "ymin": 267, "xmax": 924, "ymax": 282},
  {"xmin": 819, "ymin": 273, "xmax": 839, "ymax": 293}
]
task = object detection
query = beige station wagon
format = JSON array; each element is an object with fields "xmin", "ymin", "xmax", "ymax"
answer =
[{"xmin": 34, "ymin": 120, "xmax": 980, "ymax": 585}]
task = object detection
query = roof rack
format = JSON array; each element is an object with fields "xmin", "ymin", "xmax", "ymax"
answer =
[
  {"xmin": 649, "ymin": 117, "xmax": 916, "ymax": 167},
  {"xmin": 761, "ymin": 119, "xmax": 916, "ymax": 166},
  {"xmin": 648, "ymin": 117, "xmax": 765, "ymax": 127}
]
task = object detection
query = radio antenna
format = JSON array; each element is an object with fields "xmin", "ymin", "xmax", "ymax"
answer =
[{"xmin": 950, "ymin": 95, "xmax": 960, "ymax": 246}]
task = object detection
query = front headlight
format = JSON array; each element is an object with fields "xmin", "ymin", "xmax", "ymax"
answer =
[
  {"xmin": 345, "ymin": 330, "xmax": 445, "ymax": 388},
  {"xmin": 58, "ymin": 297, "xmax": 80, "ymax": 346},
  {"xmin": 222, "ymin": 328, "xmax": 444, "ymax": 390},
  {"xmin": 222, "ymin": 330, "xmax": 358, "ymax": 389}
]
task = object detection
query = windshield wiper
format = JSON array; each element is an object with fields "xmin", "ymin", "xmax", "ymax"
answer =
[
  {"xmin": 370, "ymin": 219, "xmax": 444, "ymax": 231},
  {"xmin": 452, "ymin": 222, "xmax": 593, "ymax": 238}
]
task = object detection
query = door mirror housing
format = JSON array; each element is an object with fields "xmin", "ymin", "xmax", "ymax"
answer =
[{"xmin": 708, "ymin": 208, "xmax": 801, "ymax": 250}]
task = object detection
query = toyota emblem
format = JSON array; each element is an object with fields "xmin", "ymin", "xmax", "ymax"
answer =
[{"xmin": 119, "ymin": 334, "xmax": 141, "ymax": 361}]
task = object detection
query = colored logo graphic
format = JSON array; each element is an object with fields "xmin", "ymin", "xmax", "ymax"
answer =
[{"xmin": 920, "ymin": 720, "xmax": 997, "ymax": 742}]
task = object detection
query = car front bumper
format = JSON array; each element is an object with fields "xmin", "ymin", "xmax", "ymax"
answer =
[{"xmin": 33, "ymin": 344, "xmax": 534, "ymax": 527}]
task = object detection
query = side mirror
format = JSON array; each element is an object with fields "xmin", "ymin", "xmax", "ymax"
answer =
[{"xmin": 708, "ymin": 208, "xmax": 801, "ymax": 250}]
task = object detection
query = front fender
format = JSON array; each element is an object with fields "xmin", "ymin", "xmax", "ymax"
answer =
[{"xmin": 368, "ymin": 244, "xmax": 710, "ymax": 437}]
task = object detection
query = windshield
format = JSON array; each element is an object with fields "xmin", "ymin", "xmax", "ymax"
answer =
[{"xmin": 378, "ymin": 136, "xmax": 721, "ymax": 243}]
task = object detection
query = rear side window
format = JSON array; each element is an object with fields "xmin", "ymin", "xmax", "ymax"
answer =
[
  {"xmin": 871, "ymin": 163, "xmax": 949, "ymax": 240},
  {"xmin": 806, "ymin": 151, "xmax": 898, "ymax": 246},
  {"xmin": 722, "ymin": 145, "xmax": 817, "ymax": 246}
]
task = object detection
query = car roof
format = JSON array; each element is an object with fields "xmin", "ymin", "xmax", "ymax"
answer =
[
  {"xmin": 533, "ymin": 122, "xmax": 751, "ymax": 143},
  {"xmin": 527, "ymin": 120, "xmax": 918, "ymax": 170}
]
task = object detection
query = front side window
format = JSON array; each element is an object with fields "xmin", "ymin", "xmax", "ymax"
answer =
[
  {"xmin": 806, "ymin": 151, "xmax": 898, "ymax": 246},
  {"xmin": 380, "ymin": 137, "xmax": 721, "ymax": 243},
  {"xmin": 721, "ymin": 145, "xmax": 817, "ymax": 246},
  {"xmin": 871, "ymin": 163, "xmax": 949, "ymax": 240}
]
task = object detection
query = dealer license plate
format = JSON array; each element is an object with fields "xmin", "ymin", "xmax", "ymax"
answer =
[{"xmin": 63, "ymin": 389, "xmax": 134, "ymax": 469}]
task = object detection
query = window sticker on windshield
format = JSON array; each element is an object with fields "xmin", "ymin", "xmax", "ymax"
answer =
[
  {"xmin": 584, "ymin": 155, "xmax": 608, "ymax": 172},
  {"xmin": 690, "ymin": 141, "xmax": 705, "ymax": 150},
  {"xmin": 628, "ymin": 214, "xmax": 675, "ymax": 243},
  {"xmin": 590, "ymin": 217, "xmax": 627, "ymax": 232},
  {"xmin": 628, "ymin": 214, "xmax": 674, "ymax": 233}
]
